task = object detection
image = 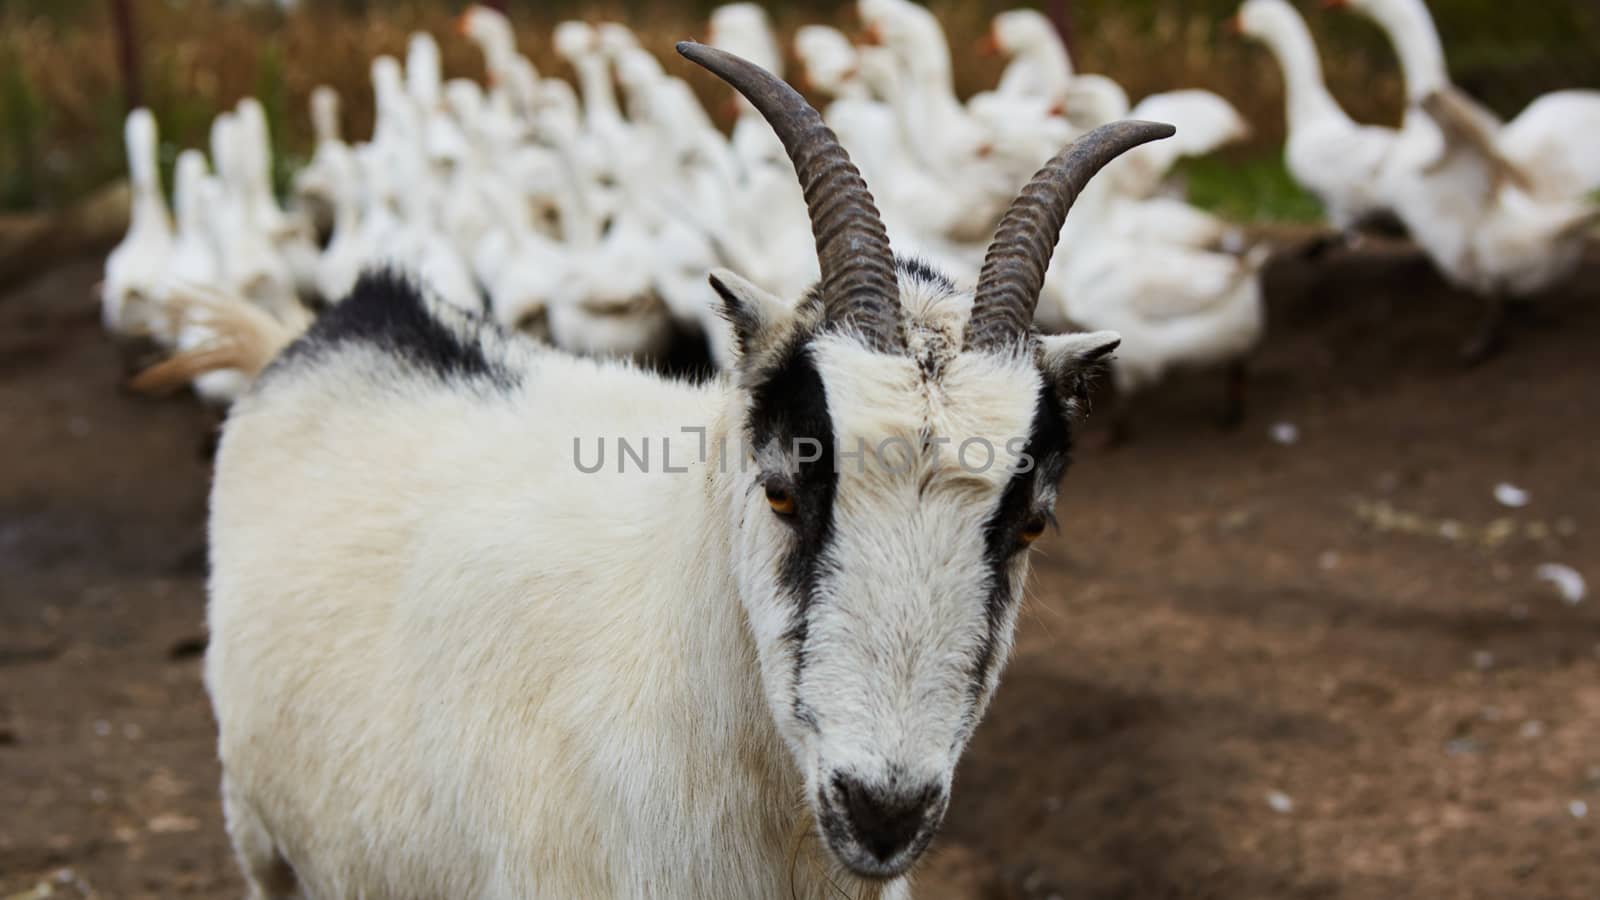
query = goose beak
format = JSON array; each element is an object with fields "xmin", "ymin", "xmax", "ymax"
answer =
[
  {"xmin": 1225, "ymin": 14, "xmax": 1245, "ymax": 36},
  {"xmin": 454, "ymin": 10, "xmax": 472, "ymax": 36},
  {"xmin": 977, "ymin": 30, "xmax": 1000, "ymax": 57},
  {"xmin": 859, "ymin": 22, "xmax": 883, "ymax": 46}
]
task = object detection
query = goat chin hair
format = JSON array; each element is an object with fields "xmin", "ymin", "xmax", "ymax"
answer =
[{"xmin": 128, "ymin": 282, "xmax": 307, "ymax": 396}]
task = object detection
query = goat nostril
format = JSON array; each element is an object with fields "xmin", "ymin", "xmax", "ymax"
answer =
[{"xmin": 832, "ymin": 773, "xmax": 941, "ymax": 862}]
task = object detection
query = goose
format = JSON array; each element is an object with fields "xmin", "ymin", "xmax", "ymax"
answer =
[
  {"xmin": 1232, "ymin": 0, "xmax": 1399, "ymax": 231},
  {"xmin": 164, "ymin": 150, "xmax": 221, "ymax": 297},
  {"xmin": 1059, "ymin": 73, "xmax": 1250, "ymax": 200},
  {"xmin": 859, "ymin": 0, "xmax": 991, "ymax": 178},
  {"xmin": 708, "ymin": 4, "xmax": 788, "ymax": 174},
  {"xmin": 1327, "ymin": 0, "xmax": 1600, "ymax": 201},
  {"xmin": 981, "ymin": 9, "xmax": 1074, "ymax": 104},
  {"xmin": 611, "ymin": 45, "xmax": 741, "ymax": 222},
  {"xmin": 792, "ymin": 29, "xmax": 902, "ymax": 188},
  {"xmin": 544, "ymin": 220, "xmax": 676, "ymax": 364},
  {"xmin": 291, "ymin": 85, "xmax": 345, "ymax": 238},
  {"xmin": 795, "ymin": 26, "xmax": 872, "ymax": 100},
  {"xmin": 102, "ymin": 108, "xmax": 175, "ymax": 341},
  {"xmin": 355, "ymin": 120, "xmax": 482, "ymax": 315},
  {"xmin": 234, "ymin": 97, "xmax": 321, "ymax": 301},
  {"xmin": 1399, "ymin": 90, "xmax": 1597, "ymax": 359},
  {"xmin": 456, "ymin": 4, "xmax": 537, "ymax": 99},
  {"xmin": 313, "ymin": 142, "xmax": 379, "ymax": 304},
  {"xmin": 208, "ymin": 112, "xmax": 299, "ymax": 322},
  {"xmin": 1053, "ymin": 204, "xmax": 1270, "ymax": 431},
  {"xmin": 552, "ymin": 21, "xmax": 640, "ymax": 187},
  {"xmin": 406, "ymin": 32, "xmax": 473, "ymax": 167}
]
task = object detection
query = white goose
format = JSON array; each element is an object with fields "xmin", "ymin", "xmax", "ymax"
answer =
[
  {"xmin": 165, "ymin": 150, "xmax": 221, "ymax": 295},
  {"xmin": 1329, "ymin": 0, "xmax": 1600, "ymax": 201},
  {"xmin": 292, "ymin": 85, "xmax": 344, "ymax": 237},
  {"xmin": 708, "ymin": 3, "xmax": 789, "ymax": 175},
  {"xmin": 234, "ymin": 97, "xmax": 320, "ymax": 302},
  {"xmin": 1232, "ymin": 0, "xmax": 1398, "ymax": 231},
  {"xmin": 102, "ymin": 108, "xmax": 174, "ymax": 341},
  {"xmin": 1053, "ymin": 201, "xmax": 1269, "ymax": 427},
  {"xmin": 982, "ymin": 9, "xmax": 1074, "ymax": 105},
  {"xmin": 1059, "ymin": 72, "xmax": 1250, "ymax": 201},
  {"xmin": 209, "ymin": 112, "xmax": 299, "ymax": 322}
]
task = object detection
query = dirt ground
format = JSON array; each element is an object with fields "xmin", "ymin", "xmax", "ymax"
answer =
[{"xmin": 2, "ymin": 245, "xmax": 1597, "ymax": 899}]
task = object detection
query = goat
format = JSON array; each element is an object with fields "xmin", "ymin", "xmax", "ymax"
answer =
[{"xmin": 204, "ymin": 43, "xmax": 1172, "ymax": 899}]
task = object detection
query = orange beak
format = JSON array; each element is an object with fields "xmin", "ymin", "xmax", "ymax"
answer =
[
  {"xmin": 1047, "ymin": 99, "xmax": 1066, "ymax": 118},
  {"xmin": 1225, "ymin": 13, "xmax": 1245, "ymax": 36},
  {"xmin": 977, "ymin": 30, "xmax": 1000, "ymax": 57},
  {"xmin": 454, "ymin": 10, "xmax": 472, "ymax": 36},
  {"xmin": 859, "ymin": 22, "xmax": 883, "ymax": 46}
]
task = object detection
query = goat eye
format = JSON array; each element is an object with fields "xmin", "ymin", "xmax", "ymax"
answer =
[
  {"xmin": 1019, "ymin": 514, "xmax": 1048, "ymax": 546},
  {"xmin": 765, "ymin": 483, "xmax": 797, "ymax": 517}
]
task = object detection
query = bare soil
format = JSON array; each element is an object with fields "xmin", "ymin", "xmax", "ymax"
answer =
[{"xmin": 2, "ymin": 245, "xmax": 1598, "ymax": 899}]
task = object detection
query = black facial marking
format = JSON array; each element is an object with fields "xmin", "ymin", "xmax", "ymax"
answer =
[
  {"xmin": 746, "ymin": 337, "xmax": 837, "ymax": 725},
  {"xmin": 272, "ymin": 269, "xmax": 515, "ymax": 388},
  {"xmin": 968, "ymin": 383, "xmax": 1074, "ymax": 706}
]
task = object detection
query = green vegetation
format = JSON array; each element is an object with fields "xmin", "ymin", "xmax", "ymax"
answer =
[{"xmin": 1182, "ymin": 152, "xmax": 1324, "ymax": 224}]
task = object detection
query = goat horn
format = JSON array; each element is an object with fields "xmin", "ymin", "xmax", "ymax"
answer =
[
  {"xmin": 676, "ymin": 41, "xmax": 903, "ymax": 353},
  {"xmin": 965, "ymin": 120, "xmax": 1176, "ymax": 354}
]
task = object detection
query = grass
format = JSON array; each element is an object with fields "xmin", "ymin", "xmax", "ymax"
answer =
[
  {"xmin": 0, "ymin": 1, "xmax": 1596, "ymax": 218},
  {"xmin": 1182, "ymin": 152, "xmax": 1324, "ymax": 224}
]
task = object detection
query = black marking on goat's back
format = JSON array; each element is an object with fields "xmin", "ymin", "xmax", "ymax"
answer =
[
  {"xmin": 747, "ymin": 337, "xmax": 838, "ymax": 721},
  {"xmin": 970, "ymin": 384, "xmax": 1074, "ymax": 701},
  {"xmin": 271, "ymin": 270, "xmax": 515, "ymax": 387}
]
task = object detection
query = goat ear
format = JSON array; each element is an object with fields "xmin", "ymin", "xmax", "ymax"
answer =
[
  {"xmin": 708, "ymin": 268, "xmax": 793, "ymax": 364},
  {"xmin": 1038, "ymin": 330, "xmax": 1120, "ymax": 417}
]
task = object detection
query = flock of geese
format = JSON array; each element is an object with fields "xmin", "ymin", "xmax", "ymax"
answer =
[{"xmin": 101, "ymin": 0, "xmax": 1597, "ymax": 418}]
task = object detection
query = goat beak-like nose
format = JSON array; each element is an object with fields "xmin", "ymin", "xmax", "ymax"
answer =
[{"xmin": 831, "ymin": 773, "xmax": 944, "ymax": 866}]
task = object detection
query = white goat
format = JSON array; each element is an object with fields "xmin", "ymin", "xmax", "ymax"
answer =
[{"xmin": 203, "ymin": 43, "xmax": 1171, "ymax": 900}]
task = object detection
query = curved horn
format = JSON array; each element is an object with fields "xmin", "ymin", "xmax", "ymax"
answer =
[
  {"xmin": 676, "ymin": 41, "xmax": 903, "ymax": 353},
  {"xmin": 964, "ymin": 120, "xmax": 1176, "ymax": 354}
]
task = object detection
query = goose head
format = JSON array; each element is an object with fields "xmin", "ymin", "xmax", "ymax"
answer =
[
  {"xmin": 614, "ymin": 46, "xmax": 663, "ymax": 91},
  {"xmin": 708, "ymin": 3, "xmax": 783, "ymax": 77},
  {"xmin": 456, "ymin": 5, "xmax": 518, "ymax": 79},
  {"xmin": 596, "ymin": 22, "xmax": 639, "ymax": 58},
  {"xmin": 553, "ymin": 20, "xmax": 598, "ymax": 64},
  {"xmin": 794, "ymin": 25, "xmax": 861, "ymax": 98},
  {"xmin": 990, "ymin": 9, "xmax": 1067, "ymax": 63}
]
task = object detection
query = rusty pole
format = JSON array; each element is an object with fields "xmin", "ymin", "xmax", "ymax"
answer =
[{"xmin": 110, "ymin": 0, "xmax": 141, "ymax": 113}]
